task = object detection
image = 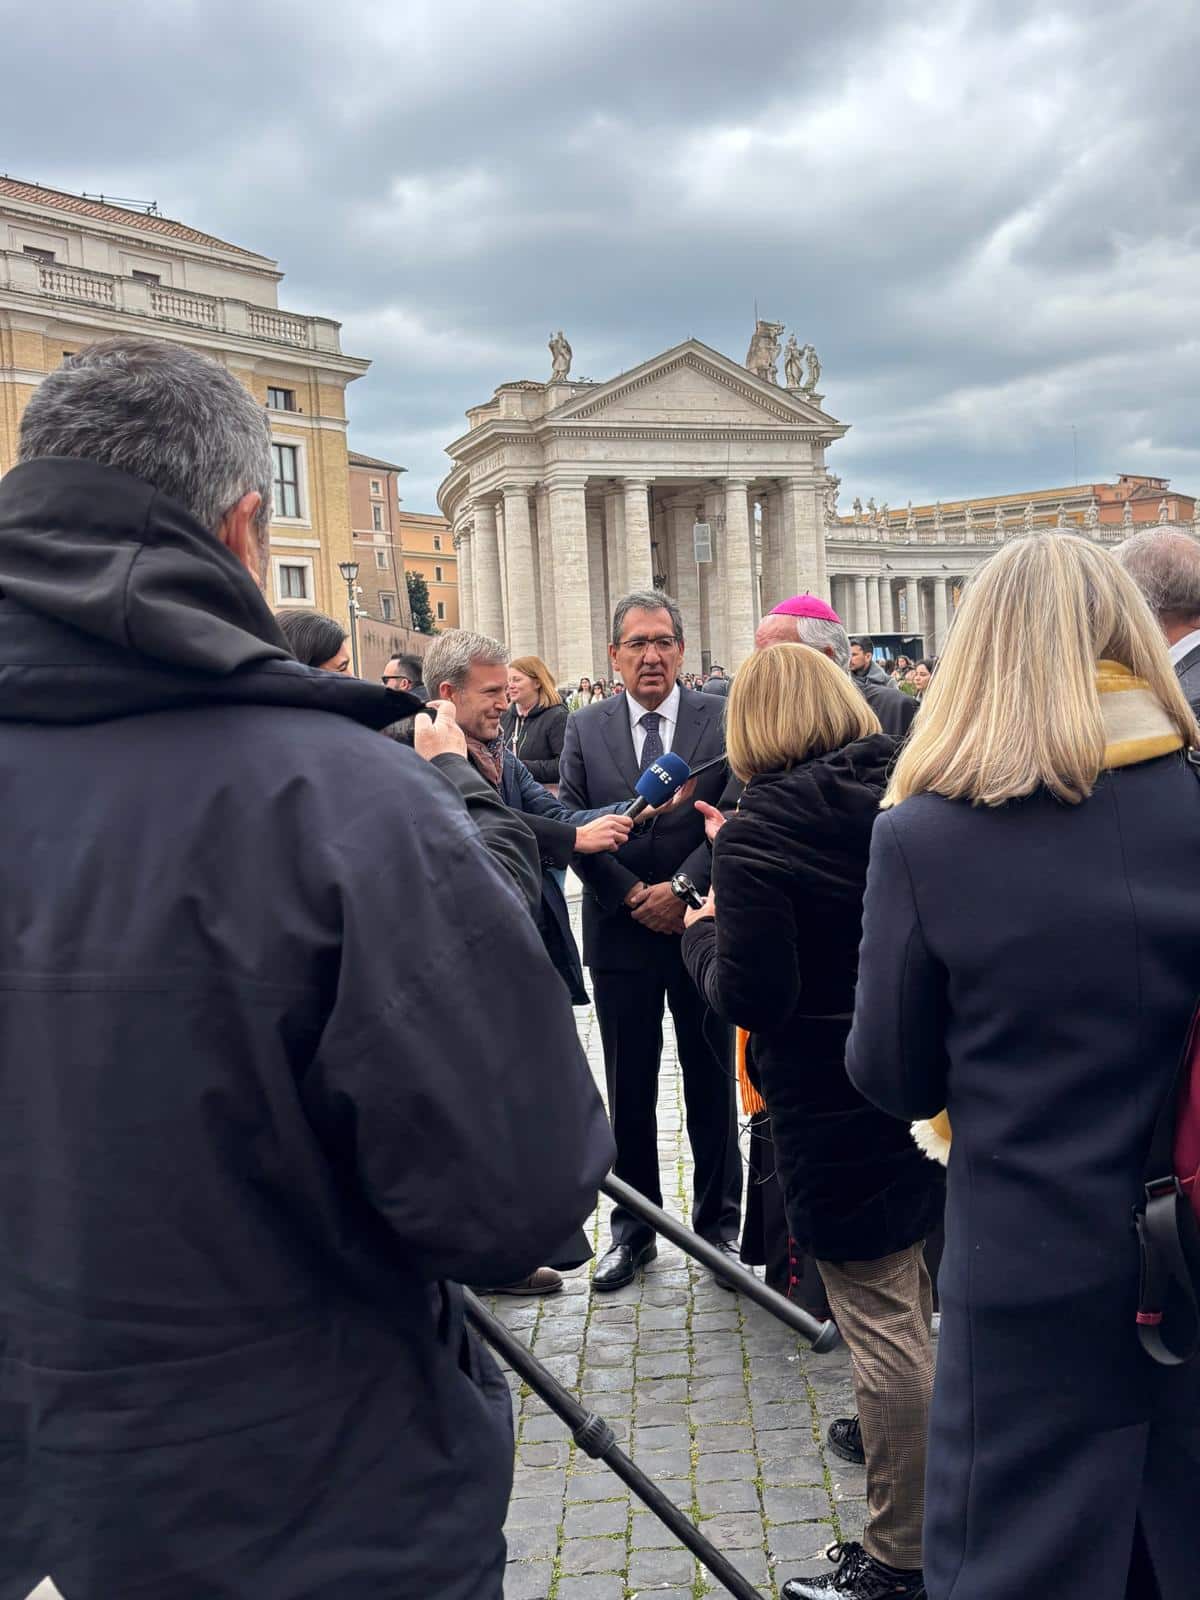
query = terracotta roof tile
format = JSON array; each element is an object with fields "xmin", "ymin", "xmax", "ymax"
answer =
[{"xmin": 0, "ymin": 177, "xmax": 262, "ymax": 258}]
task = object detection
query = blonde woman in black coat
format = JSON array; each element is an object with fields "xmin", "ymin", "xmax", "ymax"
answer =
[
  {"xmin": 500, "ymin": 655, "xmax": 569, "ymax": 785},
  {"xmin": 681, "ymin": 643, "xmax": 944, "ymax": 1600},
  {"xmin": 849, "ymin": 535, "xmax": 1200, "ymax": 1600}
]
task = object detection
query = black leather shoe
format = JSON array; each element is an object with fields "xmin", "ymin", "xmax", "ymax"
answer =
[
  {"xmin": 591, "ymin": 1241, "xmax": 657, "ymax": 1292},
  {"xmin": 826, "ymin": 1415, "xmax": 865, "ymax": 1465},
  {"xmin": 782, "ymin": 1542, "xmax": 925, "ymax": 1599},
  {"xmin": 710, "ymin": 1238, "xmax": 743, "ymax": 1290}
]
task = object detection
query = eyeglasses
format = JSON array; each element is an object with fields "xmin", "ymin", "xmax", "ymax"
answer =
[
  {"xmin": 618, "ymin": 635, "xmax": 681, "ymax": 654},
  {"xmin": 382, "ymin": 674, "xmax": 404, "ymax": 684}
]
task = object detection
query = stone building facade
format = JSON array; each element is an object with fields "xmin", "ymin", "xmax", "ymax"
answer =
[
  {"xmin": 348, "ymin": 451, "xmax": 414, "ymax": 629},
  {"xmin": 438, "ymin": 338, "xmax": 845, "ymax": 678},
  {"xmin": 0, "ymin": 177, "xmax": 368, "ymax": 624},
  {"xmin": 397, "ymin": 509, "xmax": 458, "ymax": 632}
]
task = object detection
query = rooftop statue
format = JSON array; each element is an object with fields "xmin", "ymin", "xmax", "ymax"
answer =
[
  {"xmin": 746, "ymin": 319, "xmax": 785, "ymax": 384},
  {"xmin": 549, "ymin": 329, "xmax": 572, "ymax": 381}
]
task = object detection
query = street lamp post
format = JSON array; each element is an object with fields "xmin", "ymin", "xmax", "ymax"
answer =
[{"xmin": 337, "ymin": 560, "xmax": 360, "ymax": 677}]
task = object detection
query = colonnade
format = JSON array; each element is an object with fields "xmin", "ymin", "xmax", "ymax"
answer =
[
  {"xmin": 455, "ymin": 473, "xmax": 826, "ymax": 682},
  {"xmin": 828, "ymin": 572, "xmax": 961, "ymax": 654}
]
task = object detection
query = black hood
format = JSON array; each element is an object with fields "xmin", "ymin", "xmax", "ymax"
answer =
[
  {"xmin": 0, "ymin": 457, "xmax": 419, "ymax": 727},
  {"xmin": 741, "ymin": 733, "xmax": 897, "ymax": 842}
]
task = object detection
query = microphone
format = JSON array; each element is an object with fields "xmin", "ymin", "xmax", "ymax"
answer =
[{"xmin": 627, "ymin": 750, "xmax": 691, "ymax": 820}]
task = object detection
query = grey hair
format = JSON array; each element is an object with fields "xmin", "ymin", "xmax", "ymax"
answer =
[
  {"xmin": 793, "ymin": 615, "xmax": 851, "ymax": 670},
  {"xmin": 1113, "ymin": 529, "xmax": 1200, "ymax": 624},
  {"xmin": 611, "ymin": 588, "xmax": 684, "ymax": 647},
  {"xmin": 422, "ymin": 628, "xmax": 508, "ymax": 694},
  {"xmin": 18, "ymin": 337, "xmax": 273, "ymax": 544}
]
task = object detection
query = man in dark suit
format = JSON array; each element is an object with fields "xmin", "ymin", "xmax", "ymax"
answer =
[
  {"xmin": 1115, "ymin": 527, "xmax": 1200, "ymax": 716},
  {"xmin": 559, "ymin": 590, "xmax": 742, "ymax": 1290}
]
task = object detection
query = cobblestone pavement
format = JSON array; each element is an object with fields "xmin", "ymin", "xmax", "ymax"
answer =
[{"xmin": 487, "ymin": 977, "xmax": 868, "ymax": 1600}]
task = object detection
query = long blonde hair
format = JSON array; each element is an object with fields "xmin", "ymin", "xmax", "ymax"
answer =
[
  {"xmin": 884, "ymin": 533, "xmax": 1200, "ymax": 809},
  {"xmin": 726, "ymin": 643, "xmax": 880, "ymax": 783},
  {"xmin": 509, "ymin": 655, "xmax": 562, "ymax": 708}
]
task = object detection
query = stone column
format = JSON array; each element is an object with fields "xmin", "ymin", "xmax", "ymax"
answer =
[
  {"xmin": 669, "ymin": 501, "xmax": 702, "ymax": 672},
  {"xmin": 471, "ymin": 499, "xmax": 505, "ymax": 642},
  {"xmin": 586, "ymin": 502, "xmax": 609, "ymax": 675},
  {"xmin": 494, "ymin": 501, "xmax": 509, "ymax": 643},
  {"xmin": 900, "ymin": 577, "xmax": 918, "ymax": 638},
  {"xmin": 780, "ymin": 479, "xmax": 825, "ymax": 601},
  {"xmin": 623, "ymin": 480, "xmax": 653, "ymax": 591},
  {"xmin": 703, "ymin": 488, "xmax": 728, "ymax": 669},
  {"xmin": 877, "ymin": 576, "xmax": 895, "ymax": 633},
  {"xmin": 761, "ymin": 489, "xmax": 783, "ymax": 612},
  {"xmin": 749, "ymin": 489, "xmax": 763, "ymax": 627},
  {"xmin": 866, "ymin": 575, "xmax": 882, "ymax": 633},
  {"xmin": 603, "ymin": 487, "xmax": 627, "ymax": 604},
  {"xmin": 502, "ymin": 484, "xmax": 538, "ymax": 657},
  {"xmin": 852, "ymin": 575, "xmax": 869, "ymax": 633},
  {"xmin": 534, "ymin": 486, "xmax": 558, "ymax": 673},
  {"xmin": 456, "ymin": 532, "xmax": 474, "ymax": 630},
  {"xmin": 933, "ymin": 577, "xmax": 950, "ymax": 652},
  {"xmin": 723, "ymin": 478, "xmax": 756, "ymax": 669},
  {"xmin": 545, "ymin": 476, "xmax": 594, "ymax": 683}
]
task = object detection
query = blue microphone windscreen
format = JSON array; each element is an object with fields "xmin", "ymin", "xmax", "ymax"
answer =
[{"xmin": 634, "ymin": 750, "xmax": 691, "ymax": 806}]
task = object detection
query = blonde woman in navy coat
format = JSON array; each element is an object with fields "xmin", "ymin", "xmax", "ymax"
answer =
[{"xmin": 848, "ymin": 534, "xmax": 1200, "ymax": 1600}]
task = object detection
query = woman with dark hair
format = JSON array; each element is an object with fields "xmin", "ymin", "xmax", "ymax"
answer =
[
  {"xmin": 275, "ymin": 610, "xmax": 350, "ymax": 673},
  {"xmin": 500, "ymin": 655, "xmax": 569, "ymax": 785}
]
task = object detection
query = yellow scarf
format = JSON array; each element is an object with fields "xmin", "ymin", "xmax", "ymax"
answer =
[{"xmin": 912, "ymin": 662, "xmax": 1185, "ymax": 1166}]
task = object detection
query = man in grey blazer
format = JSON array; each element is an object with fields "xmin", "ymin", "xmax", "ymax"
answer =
[
  {"xmin": 1115, "ymin": 527, "xmax": 1200, "ymax": 715},
  {"xmin": 559, "ymin": 590, "xmax": 742, "ymax": 1290}
]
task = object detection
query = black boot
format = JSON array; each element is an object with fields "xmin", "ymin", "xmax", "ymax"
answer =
[
  {"xmin": 781, "ymin": 1541, "xmax": 925, "ymax": 1599},
  {"xmin": 826, "ymin": 1415, "xmax": 865, "ymax": 1465}
]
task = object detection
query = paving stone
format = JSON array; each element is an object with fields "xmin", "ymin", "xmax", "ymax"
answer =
[
  {"xmin": 627, "ymin": 1545, "xmax": 697, "ymax": 1587},
  {"xmin": 709, "ymin": 1545, "xmax": 772, "ymax": 1592},
  {"xmin": 694, "ymin": 1422, "xmax": 754, "ymax": 1454},
  {"xmin": 696, "ymin": 1477, "xmax": 761, "ymax": 1514},
  {"xmin": 635, "ymin": 1350, "xmax": 690, "ymax": 1378},
  {"xmin": 559, "ymin": 1536, "xmax": 626, "ymax": 1574},
  {"xmin": 634, "ymin": 1400, "xmax": 689, "ymax": 1428},
  {"xmin": 556, "ymin": 1577, "xmax": 625, "ymax": 1600},
  {"xmin": 695, "ymin": 1449, "xmax": 755, "ymax": 1482},
  {"xmin": 765, "ymin": 1521, "xmax": 838, "ymax": 1561},
  {"xmin": 501, "ymin": 1559, "xmax": 553, "ymax": 1599},
  {"xmin": 751, "ymin": 1400, "xmax": 815, "ymax": 1433},
  {"xmin": 763, "ymin": 1485, "xmax": 836, "ymax": 1524},
  {"xmin": 504, "ymin": 1493, "xmax": 562, "ymax": 1530},
  {"xmin": 695, "ymin": 1511, "xmax": 767, "ymax": 1549},
  {"xmin": 689, "ymin": 1395, "xmax": 751, "ymax": 1424},
  {"xmin": 630, "ymin": 1510, "xmax": 680, "ymax": 1549},
  {"xmin": 563, "ymin": 1498, "xmax": 628, "ymax": 1538},
  {"xmin": 504, "ymin": 1520, "xmax": 558, "ymax": 1561},
  {"xmin": 632, "ymin": 1423, "xmax": 690, "ymax": 1453},
  {"xmin": 635, "ymin": 1375, "xmax": 688, "ymax": 1403}
]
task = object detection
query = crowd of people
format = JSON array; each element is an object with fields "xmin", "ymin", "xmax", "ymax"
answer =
[{"xmin": 0, "ymin": 336, "xmax": 1197, "ymax": 1600}]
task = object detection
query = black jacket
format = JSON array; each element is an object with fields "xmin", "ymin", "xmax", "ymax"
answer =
[
  {"xmin": 857, "ymin": 674, "xmax": 918, "ymax": 738},
  {"xmin": 1175, "ymin": 637, "xmax": 1200, "ymax": 719},
  {"xmin": 500, "ymin": 699, "xmax": 569, "ymax": 784},
  {"xmin": 682, "ymin": 734, "xmax": 943, "ymax": 1261},
  {"xmin": 0, "ymin": 457, "xmax": 614, "ymax": 1600},
  {"xmin": 559, "ymin": 688, "xmax": 730, "ymax": 972},
  {"xmin": 848, "ymin": 757, "xmax": 1200, "ymax": 1599}
]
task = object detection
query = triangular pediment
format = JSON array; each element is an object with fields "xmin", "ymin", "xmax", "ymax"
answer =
[{"xmin": 544, "ymin": 340, "xmax": 844, "ymax": 434}]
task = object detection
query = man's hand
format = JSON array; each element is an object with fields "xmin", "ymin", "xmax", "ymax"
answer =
[
  {"xmin": 637, "ymin": 777, "xmax": 697, "ymax": 820},
  {"xmin": 414, "ymin": 700, "xmax": 467, "ymax": 761},
  {"xmin": 624, "ymin": 880, "xmax": 649, "ymax": 909},
  {"xmin": 575, "ymin": 813, "xmax": 636, "ymax": 854},
  {"xmin": 630, "ymin": 881, "xmax": 687, "ymax": 935},
  {"xmin": 683, "ymin": 887, "xmax": 716, "ymax": 929},
  {"xmin": 695, "ymin": 799, "xmax": 727, "ymax": 844}
]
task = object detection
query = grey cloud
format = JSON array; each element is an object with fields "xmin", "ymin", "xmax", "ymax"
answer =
[{"xmin": 4, "ymin": 0, "xmax": 1199, "ymax": 511}]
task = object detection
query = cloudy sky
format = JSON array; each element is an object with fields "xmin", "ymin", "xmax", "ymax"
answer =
[{"xmin": 5, "ymin": 0, "xmax": 1199, "ymax": 512}]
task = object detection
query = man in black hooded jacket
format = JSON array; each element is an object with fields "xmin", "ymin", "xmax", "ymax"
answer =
[{"xmin": 0, "ymin": 338, "xmax": 614, "ymax": 1600}]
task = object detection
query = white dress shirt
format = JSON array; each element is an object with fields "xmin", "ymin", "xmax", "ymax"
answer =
[
  {"xmin": 1169, "ymin": 627, "xmax": 1200, "ymax": 667},
  {"xmin": 625, "ymin": 682, "xmax": 681, "ymax": 764}
]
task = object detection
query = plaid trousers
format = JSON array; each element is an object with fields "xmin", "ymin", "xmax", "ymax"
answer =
[{"xmin": 817, "ymin": 1242, "xmax": 935, "ymax": 1571}]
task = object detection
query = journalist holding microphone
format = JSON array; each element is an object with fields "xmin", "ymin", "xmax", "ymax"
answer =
[
  {"xmin": 680, "ymin": 643, "xmax": 944, "ymax": 1600},
  {"xmin": 0, "ymin": 337, "xmax": 614, "ymax": 1600}
]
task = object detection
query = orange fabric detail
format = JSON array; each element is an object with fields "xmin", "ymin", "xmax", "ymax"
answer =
[{"xmin": 736, "ymin": 1027, "xmax": 767, "ymax": 1116}]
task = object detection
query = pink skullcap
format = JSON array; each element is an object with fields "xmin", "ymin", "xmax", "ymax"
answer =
[{"xmin": 770, "ymin": 594, "xmax": 843, "ymax": 624}]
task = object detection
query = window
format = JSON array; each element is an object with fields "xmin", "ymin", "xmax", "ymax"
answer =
[
  {"xmin": 375, "ymin": 549, "xmax": 388, "ymax": 570},
  {"xmin": 267, "ymin": 387, "xmax": 296, "ymax": 412},
  {"xmin": 434, "ymin": 565, "xmax": 444, "ymax": 582},
  {"xmin": 369, "ymin": 479, "xmax": 382, "ymax": 496},
  {"xmin": 271, "ymin": 443, "xmax": 300, "ymax": 518},
  {"xmin": 131, "ymin": 269, "xmax": 161, "ymax": 284},
  {"xmin": 380, "ymin": 593, "xmax": 396, "ymax": 621},
  {"xmin": 433, "ymin": 534, "xmax": 442, "ymax": 551},
  {"xmin": 22, "ymin": 245, "xmax": 55, "ymax": 263},
  {"xmin": 372, "ymin": 504, "xmax": 383, "ymax": 531},
  {"xmin": 436, "ymin": 600, "xmax": 446, "ymax": 621},
  {"xmin": 278, "ymin": 563, "xmax": 309, "ymax": 601}
]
